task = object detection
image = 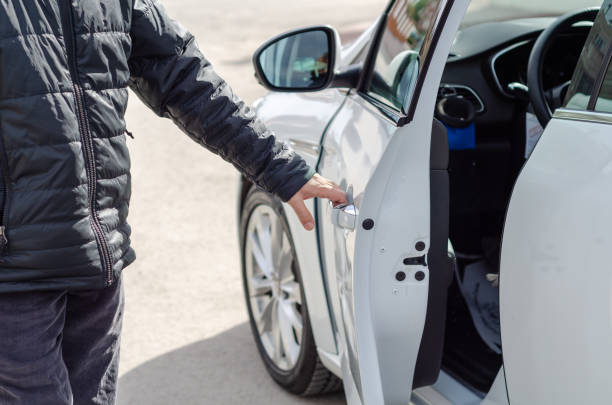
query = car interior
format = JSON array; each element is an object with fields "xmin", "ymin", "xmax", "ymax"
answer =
[{"xmin": 434, "ymin": 10, "xmax": 596, "ymax": 395}]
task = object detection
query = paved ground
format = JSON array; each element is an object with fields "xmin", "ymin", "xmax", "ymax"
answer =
[{"xmin": 118, "ymin": 1, "xmax": 381, "ymax": 404}]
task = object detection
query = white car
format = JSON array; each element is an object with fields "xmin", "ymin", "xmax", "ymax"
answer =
[{"xmin": 237, "ymin": 0, "xmax": 612, "ymax": 403}]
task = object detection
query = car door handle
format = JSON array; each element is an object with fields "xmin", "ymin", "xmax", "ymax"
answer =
[
  {"xmin": 329, "ymin": 186, "xmax": 359, "ymax": 231},
  {"xmin": 330, "ymin": 200, "xmax": 358, "ymax": 231},
  {"xmin": 330, "ymin": 185, "xmax": 356, "ymax": 230}
]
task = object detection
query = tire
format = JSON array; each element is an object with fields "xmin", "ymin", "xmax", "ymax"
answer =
[{"xmin": 240, "ymin": 187, "xmax": 342, "ymax": 396}]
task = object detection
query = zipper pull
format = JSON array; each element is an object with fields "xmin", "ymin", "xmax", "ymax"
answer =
[
  {"xmin": 0, "ymin": 226, "xmax": 7, "ymax": 252},
  {"xmin": 125, "ymin": 129, "xmax": 134, "ymax": 139}
]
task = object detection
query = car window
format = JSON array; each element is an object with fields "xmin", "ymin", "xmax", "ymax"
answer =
[
  {"xmin": 564, "ymin": 1, "xmax": 612, "ymax": 110},
  {"xmin": 367, "ymin": 0, "xmax": 443, "ymax": 113}
]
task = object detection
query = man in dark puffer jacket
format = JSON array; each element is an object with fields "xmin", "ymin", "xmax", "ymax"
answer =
[{"xmin": 0, "ymin": 1, "xmax": 346, "ymax": 403}]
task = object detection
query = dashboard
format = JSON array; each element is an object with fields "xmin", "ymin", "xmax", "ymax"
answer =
[
  {"xmin": 491, "ymin": 30, "xmax": 589, "ymax": 99},
  {"xmin": 439, "ymin": 18, "xmax": 591, "ymax": 125}
]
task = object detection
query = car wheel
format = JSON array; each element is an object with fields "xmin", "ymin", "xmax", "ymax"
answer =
[{"xmin": 240, "ymin": 187, "xmax": 342, "ymax": 396}]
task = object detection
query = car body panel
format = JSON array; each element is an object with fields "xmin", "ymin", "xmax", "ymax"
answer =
[
  {"xmin": 500, "ymin": 113, "xmax": 612, "ymax": 404},
  {"xmin": 317, "ymin": 93, "xmax": 400, "ymax": 402},
  {"xmin": 254, "ymin": 90, "xmax": 346, "ymax": 166},
  {"xmin": 254, "ymin": 88, "xmax": 348, "ymax": 356},
  {"xmin": 315, "ymin": 0, "xmax": 471, "ymax": 403},
  {"xmin": 249, "ymin": 20, "xmax": 379, "ymax": 368}
]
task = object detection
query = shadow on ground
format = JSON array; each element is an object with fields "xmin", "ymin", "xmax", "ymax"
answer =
[{"xmin": 118, "ymin": 323, "xmax": 346, "ymax": 405}]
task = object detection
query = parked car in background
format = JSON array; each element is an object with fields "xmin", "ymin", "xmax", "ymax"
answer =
[{"xmin": 238, "ymin": 0, "xmax": 612, "ymax": 403}]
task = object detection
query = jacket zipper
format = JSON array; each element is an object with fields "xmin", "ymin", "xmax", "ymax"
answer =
[
  {"xmin": 0, "ymin": 135, "xmax": 9, "ymax": 253},
  {"xmin": 59, "ymin": 0, "xmax": 114, "ymax": 285}
]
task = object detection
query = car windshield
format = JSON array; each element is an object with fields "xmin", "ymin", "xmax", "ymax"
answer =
[{"xmin": 462, "ymin": 0, "xmax": 601, "ymax": 27}]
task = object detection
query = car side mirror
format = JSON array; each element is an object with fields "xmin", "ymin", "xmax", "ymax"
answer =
[{"xmin": 253, "ymin": 26, "xmax": 340, "ymax": 92}]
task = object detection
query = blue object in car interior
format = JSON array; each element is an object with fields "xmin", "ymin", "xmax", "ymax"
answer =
[{"xmin": 446, "ymin": 123, "xmax": 476, "ymax": 150}]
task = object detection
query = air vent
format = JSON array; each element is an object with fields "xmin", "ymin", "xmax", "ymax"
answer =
[{"xmin": 438, "ymin": 84, "xmax": 485, "ymax": 114}]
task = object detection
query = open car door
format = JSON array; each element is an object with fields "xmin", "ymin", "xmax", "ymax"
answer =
[
  {"xmin": 500, "ymin": 3, "xmax": 612, "ymax": 403},
  {"xmin": 315, "ymin": 0, "xmax": 469, "ymax": 403}
]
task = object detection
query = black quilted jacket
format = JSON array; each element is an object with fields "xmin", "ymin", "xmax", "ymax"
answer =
[{"xmin": 0, "ymin": 0, "xmax": 314, "ymax": 292}]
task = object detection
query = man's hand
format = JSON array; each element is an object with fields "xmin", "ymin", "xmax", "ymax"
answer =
[{"xmin": 288, "ymin": 173, "xmax": 347, "ymax": 231}]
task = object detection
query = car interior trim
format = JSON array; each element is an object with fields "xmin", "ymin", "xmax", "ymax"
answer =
[
  {"xmin": 489, "ymin": 39, "xmax": 533, "ymax": 98},
  {"xmin": 439, "ymin": 83, "xmax": 486, "ymax": 113},
  {"xmin": 554, "ymin": 108, "xmax": 612, "ymax": 125}
]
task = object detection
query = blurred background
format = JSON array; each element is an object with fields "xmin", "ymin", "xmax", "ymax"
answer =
[{"xmin": 119, "ymin": 1, "xmax": 380, "ymax": 404}]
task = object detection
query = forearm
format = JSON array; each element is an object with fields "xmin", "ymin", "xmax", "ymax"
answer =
[{"xmin": 128, "ymin": 0, "xmax": 314, "ymax": 201}]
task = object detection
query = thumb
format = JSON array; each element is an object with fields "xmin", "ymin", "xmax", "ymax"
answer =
[{"xmin": 288, "ymin": 198, "xmax": 315, "ymax": 231}]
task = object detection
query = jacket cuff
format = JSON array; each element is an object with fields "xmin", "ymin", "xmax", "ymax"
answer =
[{"xmin": 276, "ymin": 166, "xmax": 316, "ymax": 202}]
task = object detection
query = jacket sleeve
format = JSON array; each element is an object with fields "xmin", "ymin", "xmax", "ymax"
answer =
[{"xmin": 127, "ymin": 0, "xmax": 315, "ymax": 202}]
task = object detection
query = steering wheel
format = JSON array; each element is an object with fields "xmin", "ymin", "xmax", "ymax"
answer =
[{"xmin": 527, "ymin": 7, "xmax": 600, "ymax": 127}]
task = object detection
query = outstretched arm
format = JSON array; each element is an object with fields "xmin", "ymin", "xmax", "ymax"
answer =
[{"xmin": 128, "ymin": 0, "xmax": 345, "ymax": 227}]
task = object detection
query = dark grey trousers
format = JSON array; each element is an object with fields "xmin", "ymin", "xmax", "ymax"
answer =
[{"xmin": 0, "ymin": 277, "xmax": 124, "ymax": 405}]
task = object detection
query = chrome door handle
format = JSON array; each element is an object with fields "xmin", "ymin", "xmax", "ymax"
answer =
[
  {"xmin": 330, "ymin": 184, "xmax": 357, "ymax": 231},
  {"xmin": 330, "ymin": 201, "xmax": 358, "ymax": 230}
]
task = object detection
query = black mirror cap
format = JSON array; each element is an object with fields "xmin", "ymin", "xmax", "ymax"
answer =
[{"xmin": 252, "ymin": 25, "xmax": 339, "ymax": 93}]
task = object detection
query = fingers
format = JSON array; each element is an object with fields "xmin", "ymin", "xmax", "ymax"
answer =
[
  {"xmin": 304, "ymin": 174, "xmax": 347, "ymax": 204},
  {"xmin": 317, "ymin": 176, "xmax": 347, "ymax": 204},
  {"xmin": 318, "ymin": 185, "xmax": 347, "ymax": 204},
  {"xmin": 286, "ymin": 173, "xmax": 346, "ymax": 231},
  {"xmin": 288, "ymin": 197, "xmax": 315, "ymax": 231}
]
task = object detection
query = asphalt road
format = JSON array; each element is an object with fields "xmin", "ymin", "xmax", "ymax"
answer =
[{"xmin": 117, "ymin": 1, "xmax": 381, "ymax": 404}]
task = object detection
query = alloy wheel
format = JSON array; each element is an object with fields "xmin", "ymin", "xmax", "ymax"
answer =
[{"xmin": 244, "ymin": 205, "xmax": 304, "ymax": 371}]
